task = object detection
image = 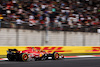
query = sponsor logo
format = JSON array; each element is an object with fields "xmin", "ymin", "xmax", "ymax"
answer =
[
  {"xmin": 26, "ymin": 47, "xmax": 72, "ymax": 53},
  {"xmin": 92, "ymin": 47, "xmax": 100, "ymax": 52}
]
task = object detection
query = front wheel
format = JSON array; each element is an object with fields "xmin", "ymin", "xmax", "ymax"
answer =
[{"xmin": 52, "ymin": 52, "xmax": 59, "ymax": 60}]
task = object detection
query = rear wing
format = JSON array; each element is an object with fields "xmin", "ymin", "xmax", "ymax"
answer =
[{"xmin": 8, "ymin": 49, "xmax": 18, "ymax": 51}]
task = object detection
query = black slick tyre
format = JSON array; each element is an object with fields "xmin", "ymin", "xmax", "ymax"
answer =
[
  {"xmin": 20, "ymin": 53, "xmax": 28, "ymax": 61},
  {"xmin": 52, "ymin": 52, "xmax": 59, "ymax": 60}
]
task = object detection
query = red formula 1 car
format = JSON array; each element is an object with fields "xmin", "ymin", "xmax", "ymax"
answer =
[{"xmin": 7, "ymin": 48, "xmax": 64, "ymax": 61}]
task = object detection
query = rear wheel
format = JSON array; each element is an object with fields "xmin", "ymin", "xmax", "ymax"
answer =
[{"xmin": 19, "ymin": 53, "xmax": 28, "ymax": 61}]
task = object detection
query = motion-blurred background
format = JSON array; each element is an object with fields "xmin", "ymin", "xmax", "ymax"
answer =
[{"xmin": 0, "ymin": 0, "xmax": 100, "ymax": 46}]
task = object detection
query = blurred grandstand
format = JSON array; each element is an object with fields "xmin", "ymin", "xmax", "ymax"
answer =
[{"xmin": 0, "ymin": 0, "xmax": 100, "ymax": 32}]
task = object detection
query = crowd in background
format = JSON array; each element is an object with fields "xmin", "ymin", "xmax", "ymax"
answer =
[{"xmin": 0, "ymin": 0, "xmax": 100, "ymax": 32}]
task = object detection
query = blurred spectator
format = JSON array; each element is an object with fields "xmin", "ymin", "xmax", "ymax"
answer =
[
  {"xmin": 0, "ymin": 14, "xmax": 3, "ymax": 28},
  {"xmin": 16, "ymin": 18, "xmax": 23, "ymax": 29},
  {"xmin": 0, "ymin": 0, "xmax": 100, "ymax": 32}
]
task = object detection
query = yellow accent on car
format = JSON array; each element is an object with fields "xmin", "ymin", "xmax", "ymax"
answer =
[{"xmin": 39, "ymin": 54, "xmax": 42, "ymax": 57}]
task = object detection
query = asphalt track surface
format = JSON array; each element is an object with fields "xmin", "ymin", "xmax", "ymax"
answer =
[{"xmin": 0, "ymin": 58, "xmax": 100, "ymax": 67}]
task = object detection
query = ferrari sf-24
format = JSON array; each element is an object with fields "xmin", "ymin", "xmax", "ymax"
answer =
[{"xmin": 7, "ymin": 48, "xmax": 64, "ymax": 61}]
